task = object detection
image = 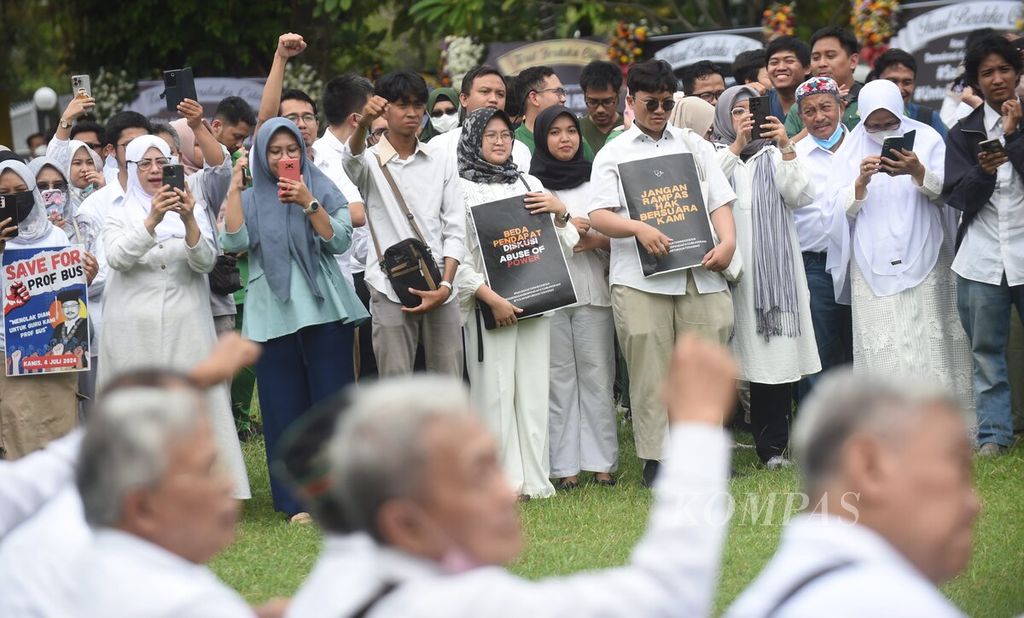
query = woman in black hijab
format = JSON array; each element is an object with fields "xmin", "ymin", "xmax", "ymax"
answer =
[{"xmin": 530, "ymin": 105, "xmax": 617, "ymax": 490}]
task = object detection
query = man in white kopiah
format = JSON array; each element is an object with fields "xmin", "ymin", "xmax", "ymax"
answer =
[
  {"xmin": 287, "ymin": 334, "xmax": 737, "ymax": 618},
  {"xmin": 727, "ymin": 371, "xmax": 980, "ymax": 617},
  {"xmin": 64, "ymin": 386, "xmax": 256, "ymax": 617}
]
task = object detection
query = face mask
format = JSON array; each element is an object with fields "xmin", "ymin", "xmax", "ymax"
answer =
[
  {"xmin": 79, "ymin": 183, "xmax": 98, "ymax": 199},
  {"xmin": 40, "ymin": 189, "xmax": 67, "ymax": 217},
  {"xmin": 812, "ymin": 124, "xmax": 844, "ymax": 150},
  {"xmin": 866, "ymin": 126, "xmax": 901, "ymax": 145},
  {"xmin": 169, "ymin": 155, "xmax": 180, "ymax": 166},
  {"xmin": 430, "ymin": 112, "xmax": 459, "ymax": 134}
]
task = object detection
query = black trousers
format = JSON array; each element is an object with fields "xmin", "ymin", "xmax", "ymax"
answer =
[
  {"xmin": 749, "ymin": 381, "xmax": 795, "ymax": 463},
  {"xmin": 352, "ymin": 271, "xmax": 378, "ymax": 380}
]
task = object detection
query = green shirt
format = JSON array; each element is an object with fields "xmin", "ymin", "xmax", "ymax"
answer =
[
  {"xmin": 785, "ymin": 82, "xmax": 863, "ymax": 137},
  {"xmin": 515, "ymin": 123, "xmax": 596, "ymax": 161},
  {"xmin": 579, "ymin": 113, "xmax": 620, "ymax": 156},
  {"xmin": 220, "ymin": 210, "xmax": 369, "ymax": 342}
]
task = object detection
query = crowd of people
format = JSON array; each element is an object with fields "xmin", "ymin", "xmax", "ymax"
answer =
[{"xmin": 0, "ymin": 22, "xmax": 1020, "ymax": 616}]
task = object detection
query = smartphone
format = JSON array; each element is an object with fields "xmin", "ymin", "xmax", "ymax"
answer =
[
  {"xmin": 880, "ymin": 129, "xmax": 917, "ymax": 174},
  {"xmin": 278, "ymin": 158, "xmax": 301, "ymax": 182},
  {"xmin": 748, "ymin": 95, "xmax": 771, "ymax": 140},
  {"xmin": 162, "ymin": 67, "xmax": 198, "ymax": 112},
  {"xmin": 0, "ymin": 193, "xmax": 33, "ymax": 238},
  {"xmin": 979, "ymin": 137, "xmax": 1007, "ymax": 158},
  {"xmin": 71, "ymin": 74, "xmax": 91, "ymax": 99},
  {"xmin": 161, "ymin": 164, "xmax": 186, "ymax": 193},
  {"xmin": 241, "ymin": 165, "xmax": 253, "ymax": 189}
]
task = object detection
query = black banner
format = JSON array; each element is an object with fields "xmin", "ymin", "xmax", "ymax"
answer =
[
  {"xmin": 619, "ymin": 153, "xmax": 715, "ymax": 277},
  {"xmin": 470, "ymin": 195, "xmax": 577, "ymax": 324}
]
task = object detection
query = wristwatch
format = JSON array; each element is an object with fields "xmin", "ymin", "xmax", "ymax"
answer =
[
  {"xmin": 438, "ymin": 280, "xmax": 453, "ymax": 293},
  {"xmin": 560, "ymin": 210, "xmax": 572, "ymax": 224},
  {"xmin": 59, "ymin": 118, "xmax": 72, "ymax": 130},
  {"xmin": 303, "ymin": 200, "xmax": 321, "ymax": 215},
  {"xmin": 779, "ymin": 143, "xmax": 796, "ymax": 155}
]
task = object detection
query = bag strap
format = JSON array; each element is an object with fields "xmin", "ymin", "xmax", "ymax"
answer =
[
  {"xmin": 375, "ymin": 154, "xmax": 429, "ymax": 245},
  {"xmin": 764, "ymin": 560, "xmax": 855, "ymax": 617},
  {"xmin": 363, "ymin": 160, "xmax": 386, "ymax": 270},
  {"xmin": 349, "ymin": 581, "xmax": 400, "ymax": 618}
]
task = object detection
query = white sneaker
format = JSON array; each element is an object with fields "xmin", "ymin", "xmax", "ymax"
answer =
[{"xmin": 766, "ymin": 455, "xmax": 792, "ymax": 470}]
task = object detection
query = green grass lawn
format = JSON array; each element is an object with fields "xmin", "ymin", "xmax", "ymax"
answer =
[{"xmin": 211, "ymin": 419, "xmax": 1024, "ymax": 617}]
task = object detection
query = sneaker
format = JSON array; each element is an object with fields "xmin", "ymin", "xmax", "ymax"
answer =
[
  {"xmin": 289, "ymin": 512, "xmax": 314, "ymax": 525},
  {"xmin": 977, "ymin": 443, "xmax": 1006, "ymax": 458},
  {"xmin": 766, "ymin": 456, "xmax": 792, "ymax": 470}
]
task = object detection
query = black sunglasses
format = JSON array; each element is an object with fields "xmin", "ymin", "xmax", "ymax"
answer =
[{"xmin": 642, "ymin": 97, "xmax": 676, "ymax": 113}]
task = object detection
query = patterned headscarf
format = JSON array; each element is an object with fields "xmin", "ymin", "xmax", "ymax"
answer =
[
  {"xmin": 457, "ymin": 108, "xmax": 521, "ymax": 185},
  {"xmin": 795, "ymin": 76, "xmax": 841, "ymax": 104}
]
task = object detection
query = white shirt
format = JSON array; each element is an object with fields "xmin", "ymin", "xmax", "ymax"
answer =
[
  {"xmin": 77, "ymin": 178, "xmax": 126, "ymax": 348},
  {"xmin": 952, "ymin": 104, "xmax": 1024, "ymax": 287},
  {"xmin": 429, "ymin": 125, "xmax": 533, "ymax": 179},
  {"xmin": 793, "ymin": 133, "xmax": 842, "ymax": 253},
  {"xmin": 0, "ymin": 485, "xmax": 91, "ymax": 617},
  {"xmin": 0, "ymin": 428, "xmax": 81, "ymax": 540},
  {"xmin": 588, "ymin": 124, "xmax": 736, "ymax": 296},
  {"xmin": 343, "ymin": 136, "xmax": 466, "ymax": 304},
  {"xmin": 726, "ymin": 515, "xmax": 966, "ymax": 617},
  {"xmin": 287, "ymin": 423, "xmax": 730, "ymax": 618},
  {"xmin": 553, "ymin": 182, "xmax": 611, "ymax": 307},
  {"xmin": 64, "ymin": 529, "xmax": 254, "ymax": 617},
  {"xmin": 313, "ymin": 129, "xmax": 369, "ymax": 284}
]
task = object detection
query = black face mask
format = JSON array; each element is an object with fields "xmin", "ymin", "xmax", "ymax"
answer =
[{"xmin": 0, "ymin": 190, "xmax": 36, "ymax": 225}]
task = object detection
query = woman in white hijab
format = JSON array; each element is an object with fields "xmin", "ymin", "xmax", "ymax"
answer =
[
  {"xmin": 0, "ymin": 160, "xmax": 86, "ymax": 458},
  {"xmin": 828, "ymin": 79, "xmax": 974, "ymax": 417},
  {"xmin": 97, "ymin": 135, "xmax": 249, "ymax": 497}
]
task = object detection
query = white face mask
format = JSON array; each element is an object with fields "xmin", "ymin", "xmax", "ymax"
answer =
[
  {"xmin": 168, "ymin": 155, "xmax": 180, "ymax": 166},
  {"xmin": 866, "ymin": 126, "xmax": 901, "ymax": 145},
  {"xmin": 430, "ymin": 112, "xmax": 459, "ymax": 134}
]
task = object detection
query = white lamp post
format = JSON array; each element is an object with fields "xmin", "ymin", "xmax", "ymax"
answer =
[{"xmin": 33, "ymin": 86, "xmax": 59, "ymax": 135}]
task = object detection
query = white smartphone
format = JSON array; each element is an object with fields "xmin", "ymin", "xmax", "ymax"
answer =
[{"xmin": 71, "ymin": 75, "xmax": 92, "ymax": 98}]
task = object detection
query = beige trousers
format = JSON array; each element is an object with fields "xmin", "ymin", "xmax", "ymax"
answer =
[{"xmin": 0, "ymin": 370, "xmax": 78, "ymax": 459}]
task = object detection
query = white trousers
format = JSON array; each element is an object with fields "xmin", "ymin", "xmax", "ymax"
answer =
[
  {"xmin": 548, "ymin": 305, "xmax": 618, "ymax": 477},
  {"xmin": 465, "ymin": 311, "xmax": 556, "ymax": 498}
]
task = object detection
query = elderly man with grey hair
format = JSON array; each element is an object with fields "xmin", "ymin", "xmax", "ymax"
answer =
[
  {"xmin": 287, "ymin": 334, "xmax": 738, "ymax": 618},
  {"xmin": 61, "ymin": 385, "xmax": 255, "ymax": 617},
  {"xmin": 727, "ymin": 370, "xmax": 979, "ymax": 617}
]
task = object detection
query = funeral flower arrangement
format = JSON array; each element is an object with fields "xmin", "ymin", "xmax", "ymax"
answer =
[
  {"xmin": 441, "ymin": 35, "xmax": 485, "ymax": 89},
  {"xmin": 92, "ymin": 67, "xmax": 137, "ymax": 124},
  {"xmin": 852, "ymin": 0, "xmax": 900, "ymax": 64},
  {"xmin": 608, "ymin": 21, "xmax": 649, "ymax": 72},
  {"xmin": 763, "ymin": 3, "xmax": 796, "ymax": 40}
]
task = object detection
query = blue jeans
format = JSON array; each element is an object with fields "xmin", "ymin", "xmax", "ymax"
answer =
[
  {"xmin": 255, "ymin": 320, "xmax": 355, "ymax": 516},
  {"xmin": 956, "ymin": 275, "xmax": 1024, "ymax": 447},
  {"xmin": 798, "ymin": 252, "xmax": 853, "ymax": 402}
]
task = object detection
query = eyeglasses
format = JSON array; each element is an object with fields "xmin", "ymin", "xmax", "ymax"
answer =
[
  {"xmin": 585, "ymin": 96, "xmax": 617, "ymax": 108},
  {"xmin": 284, "ymin": 113, "xmax": 317, "ymax": 125},
  {"xmin": 37, "ymin": 181, "xmax": 69, "ymax": 191},
  {"xmin": 641, "ymin": 97, "xmax": 676, "ymax": 113},
  {"xmin": 696, "ymin": 90, "xmax": 725, "ymax": 104},
  {"xmin": 84, "ymin": 142, "xmax": 102, "ymax": 151},
  {"xmin": 370, "ymin": 127, "xmax": 388, "ymax": 138},
  {"xmin": 130, "ymin": 158, "xmax": 171, "ymax": 171},
  {"xmin": 533, "ymin": 87, "xmax": 567, "ymax": 98},
  {"xmin": 431, "ymin": 109, "xmax": 457, "ymax": 118},
  {"xmin": 483, "ymin": 130, "xmax": 514, "ymax": 143}
]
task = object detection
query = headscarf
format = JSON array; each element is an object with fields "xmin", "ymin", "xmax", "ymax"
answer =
[
  {"xmin": 243, "ymin": 117, "xmax": 347, "ymax": 303},
  {"xmin": 669, "ymin": 95, "xmax": 716, "ymax": 138},
  {"xmin": 65, "ymin": 140, "xmax": 104, "ymax": 204},
  {"xmin": 457, "ymin": 108, "xmax": 521, "ymax": 185},
  {"xmin": 0, "ymin": 160, "xmax": 57, "ymax": 242},
  {"xmin": 712, "ymin": 85, "xmax": 773, "ymax": 160},
  {"xmin": 827, "ymin": 79, "xmax": 950, "ymax": 299},
  {"xmin": 529, "ymin": 105, "xmax": 592, "ymax": 191},
  {"xmin": 123, "ymin": 135, "xmax": 193, "ymax": 242},
  {"xmin": 714, "ymin": 85, "xmax": 803, "ymax": 339},
  {"xmin": 420, "ymin": 87, "xmax": 460, "ymax": 143},
  {"xmin": 169, "ymin": 118, "xmax": 209, "ymax": 174},
  {"xmin": 27, "ymin": 156, "xmax": 75, "ymax": 237}
]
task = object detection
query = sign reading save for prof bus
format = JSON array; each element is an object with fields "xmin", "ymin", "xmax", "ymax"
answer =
[
  {"xmin": 619, "ymin": 153, "xmax": 715, "ymax": 277},
  {"xmin": 3, "ymin": 246, "xmax": 90, "ymax": 376}
]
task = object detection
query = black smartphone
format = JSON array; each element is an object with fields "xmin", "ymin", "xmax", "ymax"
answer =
[
  {"xmin": 880, "ymin": 129, "xmax": 917, "ymax": 174},
  {"xmin": 748, "ymin": 95, "xmax": 771, "ymax": 140},
  {"xmin": 0, "ymin": 192, "xmax": 34, "ymax": 238},
  {"xmin": 241, "ymin": 165, "xmax": 252, "ymax": 189},
  {"xmin": 162, "ymin": 164, "xmax": 186, "ymax": 193},
  {"xmin": 979, "ymin": 137, "xmax": 1007, "ymax": 158},
  {"xmin": 162, "ymin": 67, "xmax": 198, "ymax": 112}
]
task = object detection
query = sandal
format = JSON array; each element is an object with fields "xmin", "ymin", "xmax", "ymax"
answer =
[{"xmin": 557, "ymin": 477, "xmax": 580, "ymax": 491}]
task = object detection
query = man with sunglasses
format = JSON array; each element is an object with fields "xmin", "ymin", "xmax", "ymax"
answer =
[
  {"xmin": 579, "ymin": 60, "xmax": 624, "ymax": 155},
  {"xmin": 589, "ymin": 59, "xmax": 738, "ymax": 486},
  {"xmin": 513, "ymin": 66, "xmax": 596, "ymax": 160}
]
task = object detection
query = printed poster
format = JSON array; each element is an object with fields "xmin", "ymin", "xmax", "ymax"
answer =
[
  {"xmin": 3, "ymin": 246, "xmax": 90, "ymax": 376},
  {"xmin": 469, "ymin": 195, "xmax": 577, "ymax": 326},
  {"xmin": 618, "ymin": 153, "xmax": 716, "ymax": 277}
]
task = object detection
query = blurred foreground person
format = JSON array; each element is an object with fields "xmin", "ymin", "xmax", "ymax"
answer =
[
  {"xmin": 727, "ymin": 371, "xmax": 978, "ymax": 617},
  {"xmin": 288, "ymin": 334, "xmax": 736, "ymax": 617}
]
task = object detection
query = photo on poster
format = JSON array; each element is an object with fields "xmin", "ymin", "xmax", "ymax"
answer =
[
  {"xmin": 3, "ymin": 246, "xmax": 90, "ymax": 376},
  {"xmin": 618, "ymin": 152, "xmax": 716, "ymax": 277},
  {"xmin": 469, "ymin": 194, "xmax": 577, "ymax": 329}
]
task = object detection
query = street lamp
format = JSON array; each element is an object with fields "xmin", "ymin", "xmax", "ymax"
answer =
[{"xmin": 33, "ymin": 86, "xmax": 59, "ymax": 136}]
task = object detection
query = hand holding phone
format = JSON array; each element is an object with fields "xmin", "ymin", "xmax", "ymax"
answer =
[
  {"xmin": 979, "ymin": 138, "xmax": 1010, "ymax": 174},
  {"xmin": 880, "ymin": 130, "xmax": 916, "ymax": 175},
  {"xmin": 162, "ymin": 164, "xmax": 186, "ymax": 193},
  {"xmin": 748, "ymin": 95, "xmax": 771, "ymax": 140},
  {"xmin": 162, "ymin": 67, "xmax": 198, "ymax": 113},
  {"xmin": 71, "ymin": 75, "xmax": 92, "ymax": 99},
  {"xmin": 277, "ymin": 158, "xmax": 301, "ymax": 183}
]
